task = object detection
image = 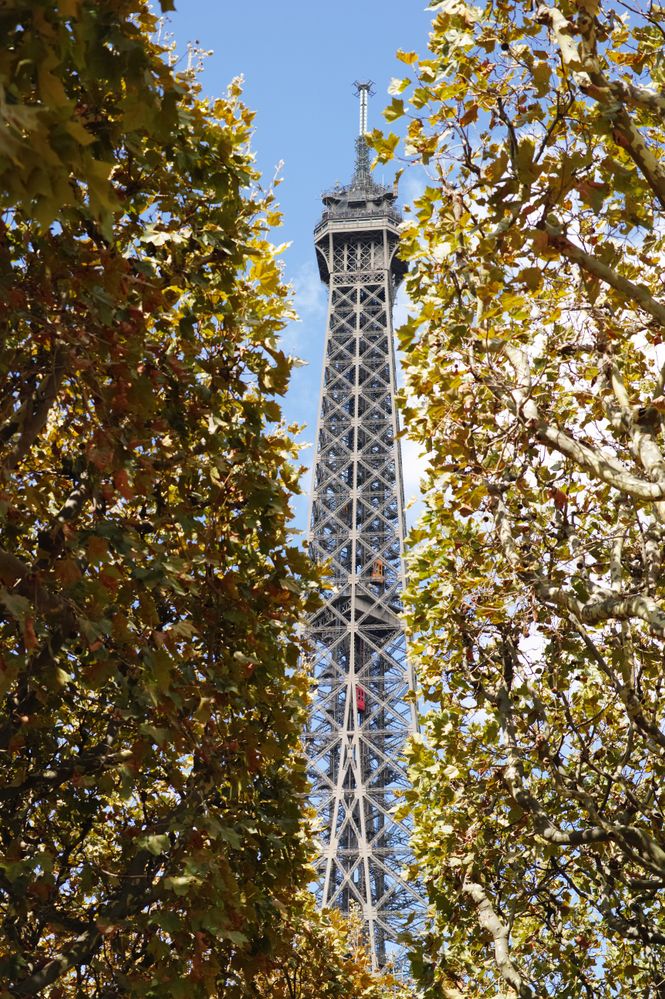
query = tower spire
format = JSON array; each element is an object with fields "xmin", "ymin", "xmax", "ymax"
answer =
[
  {"xmin": 355, "ymin": 79, "xmax": 373, "ymax": 135},
  {"xmin": 352, "ymin": 80, "xmax": 375, "ymax": 187}
]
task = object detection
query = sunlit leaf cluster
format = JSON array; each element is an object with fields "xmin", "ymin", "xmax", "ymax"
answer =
[{"xmin": 248, "ymin": 896, "xmax": 412, "ymax": 999}]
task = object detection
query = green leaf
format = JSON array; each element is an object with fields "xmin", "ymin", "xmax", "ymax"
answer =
[
  {"xmin": 140, "ymin": 834, "xmax": 170, "ymax": 856},
  {"xmin": 164, "ymin": 875, "xmax": 198, "ymax": 896},
  {"xmin": 0, "ymin": 590, "xmax": 30, "ymax": 622}
]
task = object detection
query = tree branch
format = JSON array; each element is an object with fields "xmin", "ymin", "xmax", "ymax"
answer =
[
  {"xmin": 541, "ymin": 227, "xmax": 665, "ymax": 327},
  {"xmin": 537, "ymin": 581, "xmax": 665, "ymax": 636},
  {"xmin": 9, "ymin": 847, "xmax": 162, "ymax": 995},
  {"xmin": 461, "ymin": 879, "xmax": 535, "ymax": 998},
  {"xmin": 536, "ymin": 2, "xmax": 665, "ymax": 209},
  {"xmin": 1, "ymin": 347, "xmax": 68, "ymax": 473},
  {"xmin": 0, "ymin": 748, "xmax": 134, "ymax": 803},
  {"xmin": 487, "ymin": 342, "xmax": 665, "ymax": 500}
]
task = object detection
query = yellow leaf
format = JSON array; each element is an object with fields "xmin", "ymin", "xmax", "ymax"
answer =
[
  {"xmin": 519, "ymin": 266, "xmax": 543, "ymax": 290},
  {"xmin": 397, "ymin": 49, "xmax": 418, "ymax": 65},
  {"xmin": 532, "ymin": 61, "xmax": 551, "ymax": 94},
  {"xmin": 38, "ymin": 66, "xmax": 68, "ymax": 107},
  {"xmin": 64, "ymin": 120, "xmax": 96, "ymax": 146}
]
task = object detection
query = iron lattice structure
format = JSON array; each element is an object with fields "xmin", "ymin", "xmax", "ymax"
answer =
[{"xmin": 304, "ymin": 83, "xmax": 421, "ymax": 969}]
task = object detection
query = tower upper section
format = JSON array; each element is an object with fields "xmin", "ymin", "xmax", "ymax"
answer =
[{"xmin": 314, "ymin": 82, "xmax": 406, "ymax": 287}]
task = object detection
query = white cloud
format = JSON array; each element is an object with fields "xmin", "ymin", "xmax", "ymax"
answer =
[
  {"xmin": 400, "ymin": 435, "xmax": 430, "ymax": 527},
  {"xmin": 393, "ymin": 282, "xmax": 412, "ymax": 334},
  {"xmin": 393, "ymin": 270, "xmax": 428, "ymax": 525},
  {"xmin": 293, "ymin": 258, "xmax": 327, "ymax": 320},
  {"xmin": 399, "ymin": 166, "xmax": 429, "ymax": 211},
  {"xmin": 281, "ymin": 258, "xmax": 328, "ymax": 357}
]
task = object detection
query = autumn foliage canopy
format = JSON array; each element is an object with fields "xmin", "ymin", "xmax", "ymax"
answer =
[
  {"xmin": 379, "ymin": 0, "xmax": 665, "ymax": 995},
  {"xmin": 0, "ymin": 1, "xmax": 325, "ymax": 994}
]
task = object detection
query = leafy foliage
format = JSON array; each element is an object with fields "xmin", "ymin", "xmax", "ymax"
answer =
[
  {"xmin": 1, "ymin": 0, "xmax": 179, "ymax": 235},
  {"xmin": 0, "ymin": 2, "xmax": 323, "ymax": 994},
  {"xmin": 385, "ymin": 0, "xmax": 665, "ymax": 995},
  {"xmin": 248, "ymin": 897, "xmax": 411, "ymax": 999}
]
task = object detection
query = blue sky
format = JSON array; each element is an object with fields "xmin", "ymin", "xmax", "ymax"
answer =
[{"xmin": 168, "ymin": 1, "xmax": 432, "ymax": 531}]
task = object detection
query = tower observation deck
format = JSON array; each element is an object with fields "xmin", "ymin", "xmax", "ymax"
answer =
[{"xmin": 304, "ymin": 83, "xmax": 421, "ymax": 969}]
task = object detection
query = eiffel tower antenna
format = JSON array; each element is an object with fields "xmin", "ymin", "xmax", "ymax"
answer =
[
  {"xmin": 353, "ymin": 79, "xmax": 375, "ymax": 134},
  {"xmin": 352, "ymin": 80, "xmax": 375, "ymax": 186}
]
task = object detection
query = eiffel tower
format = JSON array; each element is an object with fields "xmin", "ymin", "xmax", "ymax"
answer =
[{"xmin": 304, "ymin": 82, "xmax": 420, "ymax": 969}]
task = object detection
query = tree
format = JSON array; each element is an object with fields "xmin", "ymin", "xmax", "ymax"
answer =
[
  {"xmin": 0, "ymin": 2, "xmax": 321, "ymax": 993},
  {"xmin": 380, "ymin": 1, "xmax": 665, "ymax": 995},
  {"xmin": 247, "ymin": 897, "xmax": 411, "ymax": 999}
]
